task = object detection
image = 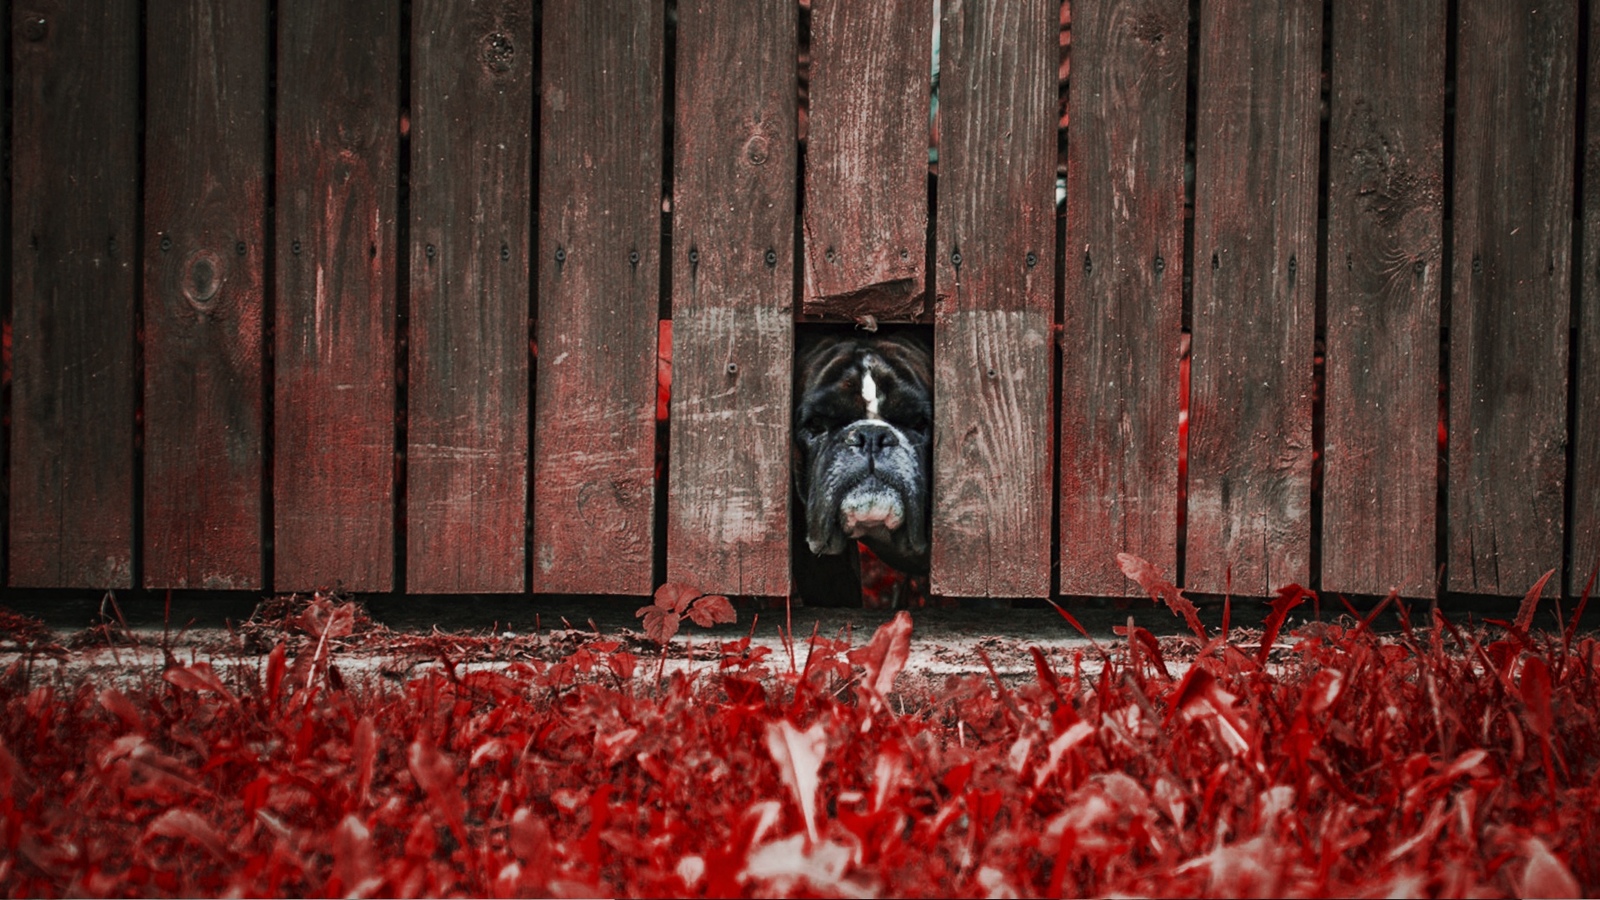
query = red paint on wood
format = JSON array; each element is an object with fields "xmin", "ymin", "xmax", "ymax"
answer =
[
  {"xmin": 9, "ymin": 0, "xmax": 139, "ymax": 587},
  {"xmin": 1058, "ymin": 0, "xmax": 1187, "ymax": 596},
  {"xmin": 1450, "ymin": 0, "xmax": 1577, "ymax": 598},
  {"xmin": 666, "ymin": 0, "xmax": 796, "ymax": 597},
  {"xmin": 931, "ymin": 0, "xmax": 1056, "ymax": 599},
  {"xmin": 142, "ymin": 0, "xmax": 270, "ymax": 590},
  {"xmin": 274, "ymin": 0, "xmax": 399, "ymax": 593},
  {"xmin": 802, "ymin": 0, "xmax": 933, "ymax": 323},
  {"xmin": 532, "ymin": 0, "xmax": 662, "ymax": 595},
  {"xmin": 1187, "ymin": 0, "xmax": 1321, "ymax": 597},
  {"xmin": 1322, "ymin": 0, "xmax": 1445, "ymax": 599},
  {"xmin": 407, "ymin": 0, "xmax": 533, "ymax": 593}
]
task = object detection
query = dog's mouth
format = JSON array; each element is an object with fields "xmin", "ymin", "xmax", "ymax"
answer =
[{"xmin": 838, "ymin": 477, "xmax": 905, "ymax": 540}]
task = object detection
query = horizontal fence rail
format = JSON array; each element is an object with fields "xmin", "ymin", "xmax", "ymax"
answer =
[{"xmin": 5, "ymin": 0, "xmax": 1597, "ymax": 602}]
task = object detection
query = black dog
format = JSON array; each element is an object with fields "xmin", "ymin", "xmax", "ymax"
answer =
[{"xmin": 792, "ymin": 331, "xmax": 932, "ymax": 605}]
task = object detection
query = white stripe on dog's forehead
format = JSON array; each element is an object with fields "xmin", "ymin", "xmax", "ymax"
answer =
[{"xmin": 861, "ymin": 359, "xmax": 881, "ymax": 419}]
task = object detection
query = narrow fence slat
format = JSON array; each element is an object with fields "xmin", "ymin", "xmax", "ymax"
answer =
[
  {"xmin": 1449, "ymin": 0, "xmax": 1576, "ymax": 598},
  {"xmin": 931, "ymin": 0, "xmax": 1056, "ymax": 599},
  {"xmin": 408, "ymin": 0, "xmax": 533, "ymax": 594},
  {"xmin": 531, "ymin": 0, "xmax": 662, "ymax": 595},
  {"xmin": 274, "ymin": 0, "xmax": 398, "ymax": 593},
  {"xmin": 1188, "ymin": 0, "xmax": 1321, "ymax": 597},
  {"xmin": 1058, "ymin": 0, "xmax": 1187, "ymax": 597},
  {"xmin": 1577, "ymin": 5, "xmax": 1600, "ymax": 597},
  {"xmin": 666, "ymin": 0, "xmax": 796, "ymax": 597},
  {"xmin": 1322, "ymin": 0, "xmax": 1445, "ymax": 599},
  {"xmin": 10, "ymin": 0, "xmax": 139, "ymax": 587},
  {"xmin": 802, "ymin": 0, "xmax": 932, "ymax": 322},
  {"xmin": 142, "ymin": 0, "xmax": 269, "ymax": 589}
]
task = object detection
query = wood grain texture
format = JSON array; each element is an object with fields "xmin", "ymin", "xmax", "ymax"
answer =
[
  {"xmin": 1322, "ymin": 0, "xmax": 1445, "ymax": 599},
  {"xmin": 10, "ymin": 0, "xmax": 139, "ymax": 587},
  {"xmin": 1576, "ymin": 3, "xmax": 1600, "ymax": 597},
  {"xmin": 1187, "ymin": 0, "xmax": 1321, "ymax": 597},
  {"xmin": 142, "ymin": 0, "xmax": 269, "ymax": 589},
  {"xmin": 666, "ymin": 0, "xmax": 796, "ymax": 597},
  {"xmin": 931, "ymin": 0, "xmax": 1056, "ymax": 598},
  {"xmin": 1057, "ymin": 0, "xmax": 1187, "ymax": 596},
  {"xmin": 1449, "ymin": 0, "xmax": 1575, "ymax": 598},
  {"xmin": 274, "ymin": 0, "xmax": 398, "ymax": 593},
  {"xmin": 532, "ymin": 0, "xmax": 662, "ymax": 595},
  {"xmin": 408, "ymin": 0, "xmax": 533, "ymax": 593},
  {"xmin": 802, "ymin": 0, "xmax": 933, "ymax": 322}
]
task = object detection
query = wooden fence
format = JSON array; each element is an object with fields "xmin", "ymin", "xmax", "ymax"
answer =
[{"xmin": 6, "ymin": 0, "xmax": 1597, "ymax": 602}]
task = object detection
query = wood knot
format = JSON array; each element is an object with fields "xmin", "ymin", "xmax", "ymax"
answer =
[
  {"xmin": 182, "ymin": 249, "xmax": 224, "ymax": 312},
  {"xmin": 481, "ymin": 32, "xmax": 517, "ymax": 74}
]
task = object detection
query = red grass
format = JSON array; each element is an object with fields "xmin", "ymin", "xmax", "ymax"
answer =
[{"xmin": 1, "ymin": 592, "xmax": 1597, "ymax": 898}]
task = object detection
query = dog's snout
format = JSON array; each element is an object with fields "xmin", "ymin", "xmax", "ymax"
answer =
[{"xmin": 847, "ymin": 422, "xmax": 899, "ymax": 459}]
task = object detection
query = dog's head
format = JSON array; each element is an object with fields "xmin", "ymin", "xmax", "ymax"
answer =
[{"xmin": 793, "ymin": 332, "xmax": 932, "ymax": 576}]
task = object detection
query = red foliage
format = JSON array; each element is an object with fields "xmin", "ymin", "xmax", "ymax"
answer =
[{"xmin": 2, "ymin": 597, "xmax": 1598, "ymax": 897}]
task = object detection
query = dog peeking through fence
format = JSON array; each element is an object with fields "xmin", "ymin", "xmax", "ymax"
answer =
[{"xmin": 792, "ymin": 329, "xmax": 933, "ymax": 606}]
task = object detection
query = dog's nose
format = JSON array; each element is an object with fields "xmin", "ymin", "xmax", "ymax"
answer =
[{"xmin": 847, "ymin": 423, "xmax": 899, "ymax": 464}]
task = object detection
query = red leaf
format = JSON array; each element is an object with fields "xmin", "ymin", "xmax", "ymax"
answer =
[
  {"xmin": 98, "ymin": 688, "xmax": 145, "ymax": 730},
  {"xmin": 510, "ymin": 807, "xmax": 552, "ymax": 863},
  {"xmin": 162, "ymin": 661, "xmax": 237, "ymax": 705},
  {"xmin": 353, "ymin": 715, "xmax": 376, "ymax": 809},
  {"xmin": 407, "ymin": 739, "xmax": 467, "ymax": 843},
  {"xmin": 765, "ymin": 719, "xmax": 828, "ymax": 846},
  {"xmin": 654, "ymin": 582, "xmax": 701, "ymax": 615},
  {"xmin": 637, "ymin": 606, "xmax": 680, "ymax": 644},
  {"xmin": 1118, "ymin": 553, "xmax": 1207, "ymax": 640},
  {"xmin": 1515, "ymin": 568, "xmax": 1556, "ymax": 633},
  {"xmin": 330, "ymin": 814, "xmax": 377, "ymax": 897},
  {"xmin": 1257, "ymin": 583, "xmax": 1312, "ymax": 666},
  {"xmin": 1516, "ymin": 837, "xmax": 1581, "ymax": 900},
  {"xmin": 687, "ymin": 594, "xmax": 737, "ymax": 628},
  {"xmin": 608, "ymin": 650, "xmax": 638, "ymax": 680},
  {"xmin": 145, "ymin": 808, "xmax": 227, "ymax": 861},
  {"xmin": 848, "ymin": 611, "xmax": 913, "ymax": 698},
  {"xmin": 1520, "ymin": 655, "xmax": 1553, "ymax": 740},
  {"xmin": 264, "ymin": 640, "xmax": 287, "ymax": 708},
  {"xmin": 722, "ymin": 675, "xmax": 768, "ymax": 706}
]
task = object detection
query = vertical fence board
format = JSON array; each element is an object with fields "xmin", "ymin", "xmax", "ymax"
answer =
[
  {"xmin": 667, "ymin": 0, "xmax": 796, "ymax": 597},
  {"xmin": 274, "ymin": 0, "xmax": 398, "ymax": 593},
  {"xmin": 1450, "ymin": 0, "xmax": 1575, "ymax": 597},
  {"xmin": 1322, "ymin": 0, "xmax": 1445, "ymax": 599},
  {"xmin": 930, "ymin": 0, "xmax": 1055, "ymax": 599},
  {"xmin": 1058, "ymin": 0, "xmax": 1187, "ymax": 596},
  {"xmin": 1188, "ymin": 0, "xmax": 1321, "ymax": 597},
  {"xmin": 408, "ymin": 0, "xmax": 532, "ymax": 594},
  {"xmin": 10, "ymin": 0, "xmax": 138, "ymax": 587},
  {"xmin": 1577, "ymin": 4, "xmax": 1600, "ymax": 597},
  {"xmin": 143, "ymin": 1, "xmax": 269, "ymax": 589},
  {"xmin": 802, "ymin": 0, "xmax": 932, "ymax": 322},
  {"xmin": 532, "ymin": 1, "xmax": 661, "ymax": 595}
]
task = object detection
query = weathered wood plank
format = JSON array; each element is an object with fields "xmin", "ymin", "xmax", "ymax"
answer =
[
  {"xmin": 667, "ymin": 0, "xmax": 796, "ymax": 597},
  {"xmin": 931, "ymin": 0, "xmax": 1056, "ymax": 599},
  {"xmin": 532, "ymin": 0, "xmax": 662, "ymax": 595},
  {"xmin": 408, "ymin": 0, "xmax": 533, "ymax": 594},
  {"xmin": 274, "ymin": 0, "xmax": 398, "ymax": 593},
  {"xmin": 1576, "ymin": 2, "xmax": 1600, "ymax": 597},
  {"xmin": 1449, "ymin": 0, "xmax": 1575, "ymax": 598},
  {"xmin": 1058, "ymin": 0, "xmax": 1188, "ymax": 597},
  {"xmin": 1187, "ymin": 0, "xmax": 1321, "ymax": 597},
  {"xmin": 802, "ymin": 0, "xmax": 933, "ymax": 323},
  {"xmin": 10, "ymin": 0, "xmax": 139, "ymax": 587},
  {"xmin": 1322, "ymin": 0, "xmax": 1445, "ymax": 599},
  {"xmin": 143, "ymin": 0, "xmax": 270, "ymax": 590}
]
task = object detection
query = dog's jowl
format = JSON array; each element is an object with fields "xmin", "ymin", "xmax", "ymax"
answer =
[{"xmin": 792, "ymin": 331, "xmax": 932, "ymax": 605}]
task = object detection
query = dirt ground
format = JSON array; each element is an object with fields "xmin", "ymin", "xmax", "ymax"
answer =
[{"xmin": 0, "ymin": 587, "xmax": 1539, "ymax": 686}]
